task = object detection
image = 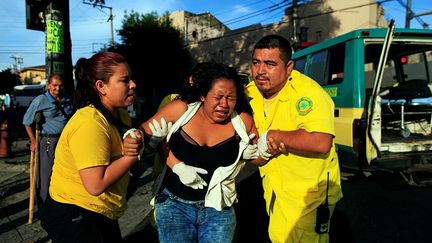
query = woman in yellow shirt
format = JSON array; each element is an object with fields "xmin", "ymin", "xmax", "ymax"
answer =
[{"xmin": 39, "ymin": 52, "xmax": 143, "ymax": 243}]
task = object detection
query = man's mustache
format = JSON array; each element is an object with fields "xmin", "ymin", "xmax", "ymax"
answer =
[{"xmin": 255, "ymin": 75, "xmax": 269, "ymax": 80}]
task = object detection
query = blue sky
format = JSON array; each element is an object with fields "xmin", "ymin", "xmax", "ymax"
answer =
[{"xmin": 0, "ymin": 0, "xmax": 431, "ymax": 72}]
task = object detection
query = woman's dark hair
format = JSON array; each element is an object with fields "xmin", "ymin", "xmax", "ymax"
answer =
[
  {"xmin": 254, "ymin": 34, "xmax": 293, "ymax": 64},
  {"xmin": 179, "ymin": 62, "xmax": 252, "ymax": 114},
  {"xmin": 73, "ymin": 52, "xmax": 127, "ymax": 109}
]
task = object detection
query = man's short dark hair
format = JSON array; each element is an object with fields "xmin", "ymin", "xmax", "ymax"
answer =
[
  {"xmin": 254, "ymin": 35, "xmax": 293, "ymax": 64},
  {"xmin": 48, "ymin": 73, "xmax": 63, "ymax": 84}
]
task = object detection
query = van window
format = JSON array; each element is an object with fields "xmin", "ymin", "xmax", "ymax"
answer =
[
  {"xmin": 294, "ymin": 58, "xmax": 307, "ymax": 73},
  {"xmin": 308, "ymin": 50, "xmax": 328, "ymax": 85},
  {"xmin": 327, "ymin": 44, "xmax": 345, "ymax": 85},
  {"xmin": 364, "ymin": 58, "xmax": 396, "ymax": 90},
  {"xmin": 306, "ymin": 44, "xmax": 345, "ymax": 86},
  {"xmin": 428, "ymin": 51, "xmax": 432, "ymax": 79},
  {"xmin": 364, "ymin": 44, "xmax": 397, "ymax": 90},
  {"xmin": 401, "ymin": 52, "xmax": 430, "ymax": 82}
]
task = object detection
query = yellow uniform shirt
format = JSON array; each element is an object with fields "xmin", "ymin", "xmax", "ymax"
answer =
[
  {"xmin": 246, "ymin": 70, "xmax": 342, "ymax": 240},
  {"xmin": 50, "ymin": 105, "xmax": 131, "ymax": 220}
]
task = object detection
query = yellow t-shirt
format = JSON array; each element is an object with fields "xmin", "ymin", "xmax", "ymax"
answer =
[
  {"xmin": 49, "ymin": 105, "xmax": 131, "ymax": 220},
  {"xmin": 245, "ymin": 70, "xmax": 342, "ymax": 215}
]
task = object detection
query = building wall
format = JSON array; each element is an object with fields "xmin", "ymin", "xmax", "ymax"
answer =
[
  {"xmin": 170, "ymin": 10, "xmax": 230, "ymax": 44},
  {"xmin": 290, "ymin": 0, "xmax": 387, "ymax": 42},
  {"xmin": 182, "ymin": 0, "xmax": 388, "ymax": 74},
  {"xmin": 188, "ymin": 22, "xmax": 291, "ymax": 73},
  {"xmin": 19, "ymin": 67, "xmax": 46, "ymax": 84}
]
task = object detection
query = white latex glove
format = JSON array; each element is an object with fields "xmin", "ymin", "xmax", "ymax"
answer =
[
  {"xmin": 257, "ymin": 131, "xmax": 272, "ymax": 160},
  {"xmin": 123, "ymin": 128, "xmax": 145, "ymax": 160},
  {"xmin": 172, "ymin": 162, "xmax": 208, "ymax": 189},
  {"xmin": 242, "ymin": 133, "xmax": 259, "ymax": 160},
  {"xmin": 148, "ymin": 118, "xmax": 173, "ymax": 149}
]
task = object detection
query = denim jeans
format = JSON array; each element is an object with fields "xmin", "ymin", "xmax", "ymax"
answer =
[{"xmin": 155, "ymin": 188, "xmax": 236, "ymax": 243}]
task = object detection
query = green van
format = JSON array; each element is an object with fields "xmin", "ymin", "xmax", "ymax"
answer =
[{"xmin": 292, "ymin": 25, "xmax": 432, "ymax": 185}]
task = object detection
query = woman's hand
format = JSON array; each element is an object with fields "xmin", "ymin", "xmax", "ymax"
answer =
[
  {"xmin": 148, "ymin": 118, "xmax": 172, "ymax": 149},
  {"xmin": 242, "ymin": 133, "xmax": 259, "ymax": 160},
  {"xmin": 123, "ymin": 128, "xmax": 144, "ymax": 159}
]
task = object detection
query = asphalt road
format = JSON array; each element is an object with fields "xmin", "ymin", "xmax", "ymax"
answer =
[
  {"xmin": 2, "ymin": 147, "xmax": 432, "ymax": 243},
  {"xmin": 331, "ymin": 171, "xmax": 432, "ymax": 243},
  {"xmin": 125, "ymin": 169, "xmax": 432, "ymax": 243}
]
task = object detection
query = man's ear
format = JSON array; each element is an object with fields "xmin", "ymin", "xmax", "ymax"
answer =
[
  {"xmin": 95, "ymin": 80, "xmax": 106, "ymax": 95},
  {"xmin": 286, "ymin": 60, "xmax": 294, "ymax": 75}
]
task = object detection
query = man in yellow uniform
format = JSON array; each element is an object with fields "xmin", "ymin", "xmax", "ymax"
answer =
[{"xmin": 245, "ymin": 34, "xmax": 342, "ymax": 242}]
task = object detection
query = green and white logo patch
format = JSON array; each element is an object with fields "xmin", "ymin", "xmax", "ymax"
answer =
[{"xmin": 296, "ymin": 97, "xmax": 313, "ymax": 116}]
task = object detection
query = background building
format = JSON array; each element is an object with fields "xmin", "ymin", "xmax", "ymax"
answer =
[
  {"xmin": 18, "ymin": 65, "xmax": 46, "ymax": 84},
  {"xmin": 173, "ymin": 0, "xmax": 388, "ymax": 73},
  {"xmin": 169, "ymin": 10, "xmax": 230, "ymax": 44}
]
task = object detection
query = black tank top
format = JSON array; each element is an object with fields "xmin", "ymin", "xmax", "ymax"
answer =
[{"xmin": 164, "ymin": 127, "xmax": 240, "ymax": 201}]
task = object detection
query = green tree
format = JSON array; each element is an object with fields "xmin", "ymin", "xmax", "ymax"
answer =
[
  {"xmin": 112, "ymin": 11, "xmax": 193, "ymax": 120},
  {"xmin": 0, "ymin": 69, "xmax": 21, "ymax": 94}
]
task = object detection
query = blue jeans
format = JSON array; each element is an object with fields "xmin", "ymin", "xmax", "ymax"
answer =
[{"xmin": 155, "ymin": 188, "xmax": 236, "ymax": 243}]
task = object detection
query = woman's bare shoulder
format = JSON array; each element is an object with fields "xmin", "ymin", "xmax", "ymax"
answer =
[
  {"xmin": 238, "ymin": 112, "xmax": 254, "ymax": 131},
  {"xmin": 152, "ymin": 99, "xmax": 188, "ymax": 123}
]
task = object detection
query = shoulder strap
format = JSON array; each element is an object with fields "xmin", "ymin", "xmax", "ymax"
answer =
[
  {"xmin": 167, "ymin": 101, "xmax": 201, "ymax": 142},
  {"xmin": 231, "ymin": 111, "xmax": 249, "ymax": 142},
  {"xmin": 54, "ymin": 101, "xmax": 72, "ymax": 119},
  {"xmin": 44, "ymin": 92, "xmax": 73, "ymax": 120}
]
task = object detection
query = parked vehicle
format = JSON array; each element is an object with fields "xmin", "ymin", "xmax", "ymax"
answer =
[
  {"xmin": 292, "ymin": 23, "xmax": 432, "ymax": 185},
  {"xmin": 11, "ymin": 84, "xmax": 45, "ymax": 108}
]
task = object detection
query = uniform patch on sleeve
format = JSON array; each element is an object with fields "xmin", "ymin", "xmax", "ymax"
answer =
[{"xmin": 296, "ymin": 97, "xmax": 313, "ymax": 116}]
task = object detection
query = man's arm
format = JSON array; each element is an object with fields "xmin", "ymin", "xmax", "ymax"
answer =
[
  {"xmin": 267, "ymin": 129, "xmax": 333, "ymax": 157},
  {"xmin": 24, "ymin": 125, "xmax": 36, "ymax": 152}
]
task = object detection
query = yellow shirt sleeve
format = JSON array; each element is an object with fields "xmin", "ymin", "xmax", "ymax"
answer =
[{"xmin": 296, "ymin": 88, "xmax": 335, "ymax": 136}]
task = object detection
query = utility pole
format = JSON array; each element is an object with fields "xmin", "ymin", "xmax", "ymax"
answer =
[
  {"xmin": 108, "ymin": 7, "xmax": 114, "ymax": 47},
  {"xmin": 45, "ymin": 0, "xmax": 73, "ymax": 94},
  {"xmin": 25, "ymin": 0, "xmax": 73, "ymax": 95},
  {"xmin": 83, "ymin": 0, "xmax": 115, "ymax": 47},
  {"xmin": 405, "ymin": 0, "xmax": 412, "ymax": 28},
  {"xmin": 292, "ymin": 0, "xmax": 298, "ymax": 45},
  {"xmin": 10, "ymin": 55, "xmax": 24, "ymax": 73},
  {"xmin": 398, "ymin": 0, "xmax": 430, "ymax": 29}
]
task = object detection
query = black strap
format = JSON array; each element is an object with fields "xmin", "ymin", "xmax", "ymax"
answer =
[
  {"xmin": 54, "ymin": 101, "xmax": 72, "ymax": 119},
  {"xmin": 44, "ymin": 93, "xmax": 73, "ymax": 120}
]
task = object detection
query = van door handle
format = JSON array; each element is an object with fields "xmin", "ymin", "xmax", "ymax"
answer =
[{"xmin": 334, "ymin": 109, "xmax": 339, "ymax": 117}]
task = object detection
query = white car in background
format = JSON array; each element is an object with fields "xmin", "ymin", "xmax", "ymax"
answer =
[{"xmin": 12, "ymin": 84, "xmax": 45, "ymax": 108}]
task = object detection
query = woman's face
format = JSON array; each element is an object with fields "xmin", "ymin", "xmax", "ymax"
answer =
[
  {"xmin": 100, "ymin": 63, "xmax": 136, "ymax": 113},
  {"xmin": 201, "ymin": 78, "xmax": 237, "ymax": 123}
]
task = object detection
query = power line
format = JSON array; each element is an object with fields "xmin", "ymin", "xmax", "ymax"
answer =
[
  {"xmin": 223, "ymin": 0, "xmax": 290, "ymax": 26},
  {"xmin": 185, "ymin": 0, "xmax": 292, "ymax": 38},
  {"xmin": 224, "ymin": 1, "xmax": 290, "ymax": 26},
  {"xmin": 212, "ymin": 0, "xmax": 268, "ymax": 16},
  {"xmin": 395, "ymin": 0, "xmax": 429, "ymax": 29},
  {"xmin": 187, "ymin": 0, "xmax": 392, "ymax": 46},
  {"xmin": 295, "ymin": 0, "xmax": 392, "ymax": 20}
]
